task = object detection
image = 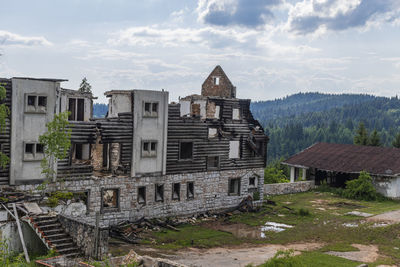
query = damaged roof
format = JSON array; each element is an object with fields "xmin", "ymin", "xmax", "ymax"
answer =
[{"xmin": 282, "ymin": 142, "xmax": 400, "ymax": 177}]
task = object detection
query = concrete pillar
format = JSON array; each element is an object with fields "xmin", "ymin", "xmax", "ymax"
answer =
[
  {"xmin": 290, "ymin": 167, "xmax": 295, "ymax": 183},
  {"xmin": 302, "ymin": 168, "xmax": 307, "ymax": 180}
]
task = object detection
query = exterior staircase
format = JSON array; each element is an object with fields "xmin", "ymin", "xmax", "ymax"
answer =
[{"xmin": 25, "ymin": 214, "xmax": 81, "ymax": 258}]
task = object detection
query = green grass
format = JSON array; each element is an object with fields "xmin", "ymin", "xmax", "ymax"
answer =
[
  {"xmin": 292, "ymin": 251, "xmax": 361, "ymax": 267},
  {"xmin": 141, "ymin": 192, "xmax": 400, "ymax": 265},
  {"xmin": 144, "ymin": 224, "xmax": 242, "ymax": 250}
]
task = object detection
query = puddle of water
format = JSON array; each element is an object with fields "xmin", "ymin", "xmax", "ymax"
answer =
[
  {"xmin": 342, "ymin": 222, "xmax": 358, "ymax": 228},
  {"xmin": 260, "ymin": 222, "xmax": 294, "ymax": 237}
]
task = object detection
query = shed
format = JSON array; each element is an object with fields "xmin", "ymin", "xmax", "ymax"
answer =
[{"xmin": 282, "ymin": 142, "xmax": 400, "ymax": 198}]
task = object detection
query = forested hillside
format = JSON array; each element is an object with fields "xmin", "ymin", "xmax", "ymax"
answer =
[
  {"xmin": 93, "ymin": 103, "xmax": 107, "ymax": 118},
  {"xmin": 251, "ymin": 93, "xmax": 400, "ymax": 162}
]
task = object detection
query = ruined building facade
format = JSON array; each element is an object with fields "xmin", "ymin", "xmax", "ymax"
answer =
[{"xmin": 0, "ymin": 66, "xmax": 268, "ymax": 226}]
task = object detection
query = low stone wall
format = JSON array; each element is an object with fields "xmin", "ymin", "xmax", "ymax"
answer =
[
  {"xmin": 17, "ymin": 167, "xmax": 264, "ymax": 227},
  {"xmin": 58, "ymin": 214, "xmax": 109, "ymax": 259},
  {"xmin": 264, "ymin": 180, "xmax": 315, "ymax": 196}
]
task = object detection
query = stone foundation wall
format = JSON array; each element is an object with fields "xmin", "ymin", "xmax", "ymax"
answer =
[
  {"xmin": 16, "ymin": 168, "xmax": 264, "ymax": 226},
  {"xmin": 264, "ymin": 180, "xmax": 315, "ymax": 196},
  {"xmin": 58, "ymin": 214, "xmax": 109, "ymax": 259}
]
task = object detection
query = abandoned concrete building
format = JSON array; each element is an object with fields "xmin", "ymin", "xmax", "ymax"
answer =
[
  {"xmin": 0, "ymin": 66, "xmax": 268, "ymax": 258},
  {"xmin": 282, "ymin": 142, "xmax": 400, "ymax": 198}
]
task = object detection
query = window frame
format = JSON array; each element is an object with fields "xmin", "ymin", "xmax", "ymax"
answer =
[
  {"xmin": 23, "ymin": 142, "xmax": 45, "ymax": 161},
  {"xmin": 143, "ymin": 101, "xmax": 159, "ymax": 118},
  {"xmin": 101, "ymin": 188, "xmax": 120, "ymax": 213},
  {"xmin": 228, "ymin": 178, "xmax": 241, "ymax": 196},
  {"xmin": 137, "ymin": 186, "xmax": 146, "ymax": 205},
  {"xmin": 232, "ymin": 108, "xmax": 241, "ymax": 120},
  {"xmin": 172, "ymin": 183, "xmax": 181, "ymax": 201},
  {"xmin": 155, "ymin": 184, "xmax": 164, "ymax": 202},
  {"xmin": 187, "ymin": 181, "xmax": 194, "ymax": 200},
  {"xmin": 141, "ymin": 140, "xmax": 158, "ymax": 158},
  {"xmin": 179, "ymin": 141, "xmax": 194, "ymax": 161},
  {"xmin": 25, "ymin": 94, "xmax": 48, "ymax": 114},
  {"xmin": 68, "ymin": 97, "xmax": 85, "ymax": 121},
  {"xmin": 229, "ymin": 140, "xmax": 240, "ymax": 159},
  {"xmin": 206, "ymin": 155, "xmax": 220, "ymax": 171}
]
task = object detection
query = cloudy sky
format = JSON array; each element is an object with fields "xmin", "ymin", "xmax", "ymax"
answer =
[{"xmin": 1, "ymin": 0, "xmax": 400, "ymax": 103}]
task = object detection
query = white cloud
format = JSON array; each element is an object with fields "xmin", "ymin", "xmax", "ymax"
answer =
[{"xmin": 0, "ymin": 30, "xmax": 52, "ymax": 46}]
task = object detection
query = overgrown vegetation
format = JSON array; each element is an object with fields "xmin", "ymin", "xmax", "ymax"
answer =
[
  {"xmin": 0, "ymin": 83, "xmax": 10, "ymax": 169},
  {"xmin": 259, "ymin": 249, "xmax": 302, "ymax": 267},
  {"xmin": 39, "ymin": 111, "xmax": 72, "ymax": 180},
  {"xmin": 264, "ymin": 159, "xmax": 289, "ymax": 184},
  {"xmin": 47, "ymin": 191, "xmax": 74, "ymax": 207},
  {"xmin": 317, "ymin": 171, "xmax": 384, "ymax": 201}
]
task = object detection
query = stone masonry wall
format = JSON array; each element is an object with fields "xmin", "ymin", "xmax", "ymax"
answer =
[
  {"xmin": 264, "ymin": 181, "xmax": 315, "ymax": 196},
  {"xmin": 58, "ymin": 214, "xmax": 109, "ymax": 259},
  {"xmin": 16, "ymin": 168, "xmax": 264, "ymax": 227}
]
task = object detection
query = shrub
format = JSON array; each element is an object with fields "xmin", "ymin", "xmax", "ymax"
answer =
[
  {"xmin": 253, "ymin": 191, "xmax": 260, "ymax": 201},
  {"xmin": 342, "ymin": 171, "xmax": 379, "ymax": 201},
  {"xmin": 298, "ymin": 208, "xmax": 311, "ymax": 216},
  {"xmin": 47, "ymin": 191, "xmax": 73, "ymax": 207},
  {"xmin": 264, "ymin": 166, "xmax": 289, "ymax": 184},
  {"xmin": 260, "ymin": 249, "xmax": 304, "ymax": 267}
]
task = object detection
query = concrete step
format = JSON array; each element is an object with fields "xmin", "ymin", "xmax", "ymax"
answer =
[
  {"xmin": 42, "ymin": 228, "xmax": 64, "ymax": 234},
  {"xmin": 63, "ymin": 252, "xmax": 81, "ymax": 258},
  {"xmin": 51, "ymin": 237, "xmax": 74, "ymax": 244},
  {"xmin": 46, "ymin": 233, "xmax": 69, "ymax": 240},
  {"xmin": 40, "ymin": 223, "xmax": 62, "ymax": 229},
  {"xmin": 54, "ymin": 242, "xmax": 74, "ymax": 249},
  {"xmin": 57, "ymin": 247, "xmax": 79, "ymax": 254},
  {"xmin": 36, "ymin": 219, "xmax": 58, "ymax": 225}
]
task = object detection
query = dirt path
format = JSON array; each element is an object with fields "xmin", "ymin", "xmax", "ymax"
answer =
[
  {"xmin": 326, "ymin": 244, "xmax": 379, "ymax": 263},
  {"xmin": 166, "ymin": 243, "xmax": 324, "ymax": 267},
  {"xmin": 367, "ymin": 209, "xmax": 400, "ymax": 224}
]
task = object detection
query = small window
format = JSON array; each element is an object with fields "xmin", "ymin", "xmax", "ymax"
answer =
[
  {"xmin": 213, "ymin": 77, "xmax": 220, "ymax": 85},
  {"xmin": 229, "ymin": 141, "xmax": 240, "ymax": 159},
  {"xmin": 207, "ymin": 156, "xmax": 219, "ymax": 170},
  {"xmin": 143, "ymin": 102, "xmax": 158, "ymax": 117},
  {"xmin": 142, "ymin": 141, "xmax": 157, "ymax": 157},
  {"xmin": 214, "ymin": 105, "xmax": 220, "ymax": 119},
  {"xmin": 26, "ymin": 95, "xmax": 47, "ymax": 113},
  {"xmin": 172, "ymin": 183, "xmax": 180, "ymax": 201},
  {"xmin": 25, "ymin": 143, "xmax": 34, "ymax": 154},
  {"xmin": 102, "ymin": 189, "xmax": 119, "ymax": 211},
  {"xmin": 228, "ymin": 178, "xmax": 241, "ymax": 196},
  {"xmin": 232, "ymin": 108, "xmax": 240, "ymax": 120},
  {"xmin": 38, "ymin": 96, "xmax": 47, "ymax": 107},
  {"xmin": 187, "ymin": 182, "xmax": 194, "ymax": 199},
  {"xmin": 155, "ymin": 184, "xmax": 164, "ymax": 202},
  {"xmin": 179, "ymin": 141, "xmax": 193, "ymax": 160},
  {"xmin": 27, "ymin": 96, "xmax": 36, "ymax": 106},
  {"xmin": 249, "ymin": 177, "xmax": 256, "ymax": 187},
  {"xmin": 36, "ymin": 144, "xmax": 44, "ymax": 154},
  {"xmin": 74, "ymin": 144, "xmax": 83, "ymax": 160},
  {"xmin": 138, "ymin": 187, "xmax": 146, "ymax": 204}
]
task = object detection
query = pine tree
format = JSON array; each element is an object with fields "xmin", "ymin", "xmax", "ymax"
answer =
[
  {"xmin": 369, "ymin": 130, "xmax": 381, "ymax": 146},
  {"xmin": 78, "ymin": 77, "xmax": 92, "ymax": 93},
  {"xmin": 354, "ymin": 122, "xmax": 369, "ymax": 145},
  {"xmin": 392, "ymin": 133, "xmax": 400, "ymax": 148}
]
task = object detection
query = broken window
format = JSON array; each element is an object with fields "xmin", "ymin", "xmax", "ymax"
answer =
[
  {"xmin": 24, "ymin": 142, "xmax": 44, "ymax": 161},
  {"xmin": 214, "ymin": 105, "xmax": 220, "ymax": 119},
  {"xmin": 75, "ymin": 143, "xmax": 83, "ymax": 160},
  {"xmin": 179, "ymin": 141, "xmax": 193, "ymax": 160},
  {"xmin": 142, "ymin": 140, "xmax": 157, "ymax": 157},
  {"xmin": 249, "ymin": 177, "xmax": 256, "ymax": 187},
  {"xmin": 207, "ymin": 156, "xmax": 220, "ymax": 170},
  {"xmin": 172, "ymin": 183, "xmax": 180, "ymax": 201},
  {"xmin": 228, "ymin": 178, "xmax": 241, "ymax": 196},
  {"xmin": 25, "ymin": 95, "xmax": 47, "ymax": 113},
  {"xmin": 187, "ymin": 182, "xmax": 194, "ymax": 199},
  {"xmin": 232, "ymin": 108, "xmax": 240, "ymax": 120},
  {"xmin": 208, "ymin": 128, "xmax": 218, "ymax": 138},
  {"xmin": 213, "ymin": 76, "xmax": 220, "ymax": 85},
  {"xmin": 138, "ymin": 186, "xmax": 146, "ymax": 204},
  {"xmin": 229, "ymin": 140, "xmax": 240, "ymax": 159},
  {"xmin": 68, "ymin": 98, "xmax": 85, "ymax": 121},
  {"xmin": 102, "ymin": 188, "xmax": 119, "ymax": 212},
  {"xmin": 143, "ymin": 102, "xmax": 159, "ymax": 117},
  {"xmin": 155, "ymin": 184, "xmax": 164, "ymax": 202}
]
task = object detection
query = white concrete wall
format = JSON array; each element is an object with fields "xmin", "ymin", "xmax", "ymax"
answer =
[
  {"xmin": 10, "ymin": 79, "xmax": 59, "ymax": 184},
  {"xmin": 107, "ymin": 93, "xmax": 131, "ymax": 118},
  {"xmin": 60, "ymin": 93, "xmax": 92, "ymax": 121},
  {"xmin": 131, "ymin": 90, "xmax": 169, "ymax": 176},
  {"xmin": 373, "ymin": 176, "xmax": 400, "ymax": 198}
]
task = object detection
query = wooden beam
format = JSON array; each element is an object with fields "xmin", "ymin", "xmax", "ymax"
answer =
[{"xmin": 12, "ymin": 203, "xmax": 30, "ymax": 263}]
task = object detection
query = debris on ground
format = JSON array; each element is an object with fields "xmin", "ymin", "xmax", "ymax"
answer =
[
  {"xmin": 261, "ymin": 222, "xmax": 294, "ymax": 237},
  {"xmin": 345, "ymin": 211, "xmax": 373, "ymax": 217}
]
